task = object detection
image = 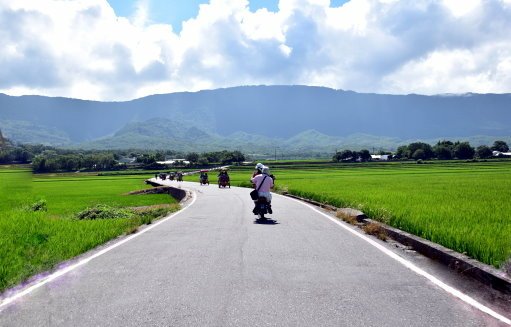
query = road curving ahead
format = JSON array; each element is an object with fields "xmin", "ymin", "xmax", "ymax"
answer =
[{"xmin": 1, "ymin": 181, "xmax": 509, "ymax": 326}]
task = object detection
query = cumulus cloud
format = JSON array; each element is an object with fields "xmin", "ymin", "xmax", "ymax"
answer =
[{"xmin": 0, "ymin": 0, "xmax": 510, "ymax": 100}]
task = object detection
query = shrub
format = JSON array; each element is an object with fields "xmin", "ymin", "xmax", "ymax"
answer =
[
  {"xmin": 76, "ymin": 204, "xmax": 134, "ymax": 220},
  {"xmin": 28, "ymin": 199, "xmax": 47, "ymax": 212},
  {"xmin": 336, "ymin": 211, "xmax": 358, "ymax": 225},
  {"xmin": 136, "ymin": 207, "xmax": 171, "ymax": 224},
  {"xmin": 363, "ymin": 222, "xmax": 387, "ymax": 241}
]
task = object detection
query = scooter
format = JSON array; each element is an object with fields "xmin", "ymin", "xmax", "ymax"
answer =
[{"xmin": 254, "ymin": 197, "xmax": 271, "ymax": 219}]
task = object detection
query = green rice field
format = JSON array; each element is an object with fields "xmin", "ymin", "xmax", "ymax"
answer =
[
  {"xmin": 208, "ymin": 161, "xmax": 511, "ymax": 268},
  {"xmin": 2, "ymin": 160, "xmax": 510, "ymax": 293},
  {"xmin": 0, "ymin": 168, "xmax": 178, "ymax": 292}
]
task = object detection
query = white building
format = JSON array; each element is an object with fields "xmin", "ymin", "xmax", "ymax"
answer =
[
  {"xmin": 156, "ymin": 159, "xmax": 190, "ymax": 165},
  {"xmin": 371, "ymin": 154, "xmax": 390, "ymax": 161},
  {"xmin": 492, "ymin": 151, "xmax": 511, "ymax": 157}
]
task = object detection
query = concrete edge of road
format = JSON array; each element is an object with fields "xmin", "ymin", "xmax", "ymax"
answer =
[{"xmin": 282, "ymin": 192, "xmax": 511, "ymax": 296}]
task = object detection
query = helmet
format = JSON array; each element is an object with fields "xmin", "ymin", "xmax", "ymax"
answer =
[
  {"xmin": 262, "ymin": 167, "xmax": 270, "ymax": 175},
  {"xmin": 255, "ymin": 163, "xmax": 264, "ymax": 170}
]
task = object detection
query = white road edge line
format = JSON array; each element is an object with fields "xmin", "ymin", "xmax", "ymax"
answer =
[
  {"xmin": 282, "ymin": 194, "xmax": 511, "ymax": 325},
  {"xmin": 0, "ymin": 191, "xmax": 197, "ymax": 311}
]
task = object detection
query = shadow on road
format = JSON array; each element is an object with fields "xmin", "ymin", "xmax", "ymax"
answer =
[{"xmin": 253, "ymin": 217, "xmax": 279, "ymax": 225}]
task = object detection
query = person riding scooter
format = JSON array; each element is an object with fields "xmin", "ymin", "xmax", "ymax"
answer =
[
  {"xmin": 200, "ymin": 170, "xmax": 209, "ymax": 185},
  {"xmin": 253, "ymin": 162, "xmax": 264, "ymax": 177},
  {"xmin": 251, "ymin": 166, "xmax": 274, "ymax": 214}
]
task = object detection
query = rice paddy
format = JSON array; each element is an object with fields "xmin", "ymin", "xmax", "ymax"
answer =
[
  {"xmin": 1, "ymin": 159, "xmax": 510, "ymax": 293},
  {"xmin": 222, "ymin": 160, "xmax": 511, "ymax": 268},
  {"xmin": 0, "ymin": 168, "xmax": 179, "ymax": 292}
]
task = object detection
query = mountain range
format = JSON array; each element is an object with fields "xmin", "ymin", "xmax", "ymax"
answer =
[{"xmin": 0, "ymin": 85, "xmax": 510, "ymax": 155}]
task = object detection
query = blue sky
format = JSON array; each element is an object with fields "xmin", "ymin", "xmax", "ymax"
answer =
[
  {"xmin": 1, "ymin": 0, "xmax": 510, "ymax": 100},
  {"xmin": 107, "ymin": 0, "xmax": 349, "ymax": 32}
]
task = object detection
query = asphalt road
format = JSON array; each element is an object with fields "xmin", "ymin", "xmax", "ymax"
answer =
[{"xmin": 0, "ymin": 181, "xmax": 509, "ymax": 326}]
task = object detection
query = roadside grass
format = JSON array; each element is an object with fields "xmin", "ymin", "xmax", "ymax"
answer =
[
  {"xmin": 362, "ymin": 222, "xmax": 388, "ymax": 241},
  {"xmin": 0, "ymin": 169, "xmax": 179, "ymax": 293},
  {"xmin": 33, "ymin": 174, "xmax": 174, "ymax": 216},
  {"xmin": 202, "ymin": 161, "xmax": 511, "ymax": 268}
]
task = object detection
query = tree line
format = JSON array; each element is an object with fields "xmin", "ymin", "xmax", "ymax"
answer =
[
  {"xmin": 31, "ymin": 150, "xmax": 246, "ymax": 173},
  {"xmin": 1, "ymin": 132, "xmax": 508, "ymax": 171},
  {"xmin": 332, "ymin": 140, "xmax": 509, "ymax": 162},
  {"xmin": 0, "ymin": 135, "xmax": 247, "ymax": 172},
  {"xmin": 0, "ymin": 142, "xmax": 40, "ymax": 164},
  {"xmin": 332, "ymin": 149, "xmax": 372, "ymax": 162},
  {"xmin": 396, "ymin": 140, "xmax": 509, "ymax": 160}
]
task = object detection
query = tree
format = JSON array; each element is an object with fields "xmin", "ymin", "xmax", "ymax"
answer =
[
  {"xmin": 13, "ymin": 148, "xmax": 32, "ymax": 163},
  {"xmin": 333, "ymin": 150, "xmax": 354, "ymax": 162},
  {"xmin": 395, "ymin": 145, "xmax": 409, "ymax": 159},
  {"xmin": 203, "ymin": 152, "xmax": 220, "ymax": 163},
  {"xmin": 332, "ymin": 152, "xmax": 340, "ymax": 162},
  {"xmin": 231, "ymin": 151, "xmax": 245, "ymax": 164},
  {"xmin": 154, "ymin": 152, "xmax": 165, "ymax": 161},
  {"xmin": 220, "ymin": 151, "xmax": 246, "ymax": 164},
  {"xmin": 358, "ymin": 149, "xmax": 371, "ymax": 162},
  {"xmin": 412, "ymin": 149, "xmax": 426, "ymax": 160},
  {"xmin": 32, "ymin": 156, "xmax": 47, "ymax": 172},
  {"xmin": 340, "ymin": 150, "xmax": 354, "ymax": 162},
  {"xmin": 434, "ymin": 146, "xmax": 452, "ymax": 160},
  {"xmin": 453, "ymin": 142, "xmax": 475, "ymax": 159},
  {"xmin": 198, "ymin": 156, "xmax": 209, "ymax": 166},
  {"xmin": 185, "ymin": 152, "xmax": 199, "ymax": 164},
  {"xmin": 433, "ymin": 140, "xmax": 454, "ymax": 160},
  {"xmin": 491, "ymin": 140, "xmax": 509, "ymax": 152},
  {"xmin": 476, "ymin": 145, "xmax": 492, "ymax": 159},
  {"xmin": 0, "ymin": 150, "xmax": 14, "ymax": 164},
  {"xmin": 407, "ymin": 142, "xmax": 434, "ymax": 159}
]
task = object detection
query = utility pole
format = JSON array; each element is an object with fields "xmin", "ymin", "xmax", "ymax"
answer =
[
  {"xmin": 274, "ymin": 147, "xmax": 277, "ymax": 161},
  {"xmin": 0, "ymin": 129, "xmax": 5, "ymax": 149}
]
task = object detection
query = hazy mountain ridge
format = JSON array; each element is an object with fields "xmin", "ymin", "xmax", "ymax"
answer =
[
  {"xmin": 0, "ymin": 119, "xmax": 72, "ymax": 146},
  {"xmin": 0, "ymin": 86, "xmax": 510, "ymax": 152},
  {"xmin": 74, "ymin": 118, "xmax": 511, "ymax": 154}
]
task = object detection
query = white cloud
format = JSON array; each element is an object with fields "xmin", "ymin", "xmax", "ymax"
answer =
[
  {"xmin": 383, "ymin": 44, "xmax": 511, "ymax": 94},
  {"xmin": 442, "ymin": 0, "xmax": 481, "ymax": 18},
  {"xmin": 0, "ymin": 0, "xmax": 510, "ymax": 100}
]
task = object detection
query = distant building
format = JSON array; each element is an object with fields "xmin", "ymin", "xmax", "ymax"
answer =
[
  {"xmin": 117, "ymin": 156, "xmax": 137, "ymax": 164},
  {"xmin": 371, "ymin": 154, "xmax": 390, "ymax": 161},
  {"xmin": 493, "ymin": 151, "xmax": 511, "ymax": 157},
  {"xmin": 156, "ymin": 159, "xmax": 190, "ymax": 165}
]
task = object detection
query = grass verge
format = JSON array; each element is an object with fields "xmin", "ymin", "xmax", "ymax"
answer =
[
  {"xmin": 0, "ymin": 168, "xmax": 179, "ymax": 293},
  {"xmin": 207, "ymin": 161, "xmax": 511, "ymax": 269}
]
